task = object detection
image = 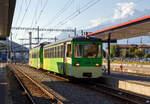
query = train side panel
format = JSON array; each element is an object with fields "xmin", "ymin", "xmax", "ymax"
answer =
[
  {"xmin": 43, "ymin": 43, "xmax": 64, "ymax": 74},
  {"xmin": 29, "ymin": 47, "xmax": 43, "ymax": 69}
]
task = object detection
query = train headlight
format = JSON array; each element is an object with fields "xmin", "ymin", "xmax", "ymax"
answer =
[
  {"xmin": 95, "ymin": 63, "xmax": 99, "ymax": 67},
  {"xmin": 75, "ymin": 63, "xmax": 80, "ymax": 66}
]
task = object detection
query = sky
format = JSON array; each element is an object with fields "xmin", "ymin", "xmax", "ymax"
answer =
[{"xmin": 11, "ymin": 0, "xmax": 150, "ymax": 47}]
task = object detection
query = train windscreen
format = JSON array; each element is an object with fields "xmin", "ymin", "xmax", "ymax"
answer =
[{"xmin": 74, "ymin": 43, "xmax": 101, "ymax": 58}]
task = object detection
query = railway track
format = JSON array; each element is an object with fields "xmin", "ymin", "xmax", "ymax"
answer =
[
  {"xmin": 12, "ymin": 64, "xmax": 150, "ymax": 104},
  {"xmin": 9, "ymin": 64, "xmax": 63, "ymax": 104},
  {"xmin": 80, "ymin": 81, "xmax": 150, "ymax": 104}
]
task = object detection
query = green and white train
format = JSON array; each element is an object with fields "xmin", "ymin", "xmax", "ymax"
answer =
[{"xmin": 29, "ymin": 36, "xmax": 103, "ymax": 78}]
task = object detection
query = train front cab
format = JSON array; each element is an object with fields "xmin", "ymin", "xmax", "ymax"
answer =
[{"xmin": 65, "ymin": 40, "xmax": 103, "ymax": 78}]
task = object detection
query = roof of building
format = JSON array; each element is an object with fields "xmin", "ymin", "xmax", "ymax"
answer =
[
  {"xmin": 138, "ymin": 44, "xmax": 150, "ymax": 48},
  {"xmin": 88, "ymin": 15, "xmax": 150, "ymax": 41},
  {"xmin": 0, "ymin": 0, "xmax": 16, "ymax": 39},
  {"xmin": 117, "ymin": 44, "xmax": 150, "ymax": 49}
]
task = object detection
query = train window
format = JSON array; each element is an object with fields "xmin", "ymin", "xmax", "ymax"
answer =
[
  {"xmin": 74, "ymin": 44, "xmax": 83, "ymax": 58},
  {"xmin": 59, "ymin": 46, "xmax": 60, "ymax": 58},
  {"xmin": 48, "ymin": 49, "xmax": 49, "ymax": 58},
  {"xmin": 56, "ymin": 47, "xmax": 58, "ymax": 58},
  {"xmin": 84, "ymin": 44, "xmax": 101, "ymax": 58},
  {"xmin": 97, "ymin": 45, "xmax": 101, "ymax": 58},
  {"xmin": 51, "ymin": 48, "xmax": 52, "ymax": 58},
  {"xmin": 55, "ymin": 47, "xmax": 57, "ymax": 58},
  {"xmin": 50, "ymin": 48, "xmax": 51, "ymax": 58},
  {"xmin": 47, "ymin": 49, "xmax": 48, "ymax": 58},
  {"xmin": 54, "ymin": 47, "xmax": 56, "ymax": 58},
  {"xmin": 45, "ymin": 49, "xmax": 47, "ymax": 58},
  {"xmin": 44, "ymin": 50, "xmax": 46, "ymax": 58},
  {"xmin": 52, "ymin": 48, "xmax": 54, "ymax": 58},
  {"xmin": 52, "ymin": 48, "xmax": 53, "ymax": 58},
  {"xmin": 61, "ymin": 45, "xmax": 64, "ymax": 58},
  {"xmin": 58, "ymin": 46, "xmax": 59, "ymax": 58},
  {"xmin": 48, "ymin": 48, "xmax": 50, "ymax": 58},
  {"xmin": 53, "ymin": 47, "xmax": 54, "ymax": 58},
  {"xmin": 67, "ymin": 44, "xmax": 71, "ymax": 57},
  {"xmin": 44, "ymin": 49, "xmax": 47, "ymax": 58}
]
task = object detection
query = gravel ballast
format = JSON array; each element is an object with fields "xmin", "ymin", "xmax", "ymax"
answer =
[{"xmin": 13, "ymin": 65, "xmax": 126, "ymax": 104}]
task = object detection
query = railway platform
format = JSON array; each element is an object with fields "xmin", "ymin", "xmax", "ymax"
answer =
[
  {"xmin": 103, "ymin": 63, "xmax": 150, "ymax": 76},
  {"xmin": 0, "ymin": 63, "xmax": 8, "ymax": 104},
  {"xmin": 101, "ymin": 72, "xmax": 150, "ymax": 97}
]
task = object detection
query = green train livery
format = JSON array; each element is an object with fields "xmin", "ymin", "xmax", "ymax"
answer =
[{"xmin": 29, "ymin": 36, "xmax": 103, "ymax": 78}]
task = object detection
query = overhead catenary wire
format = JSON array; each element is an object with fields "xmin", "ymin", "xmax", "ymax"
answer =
[
  {"xmin": 13, "ymin": 0, "xmax": 24, "ymax": 39},
  {"xmin": 15, "ymin": 0, "xmax": 24, "ymax": 27},
  {"xmin": 30, "ymin": 0, "xmax": 40, "ymax": 27},
  {"xmin": 19, "ymin": 0, "xmax": 31, "ymax": 26},
  {"xmin": 54, "ymin": 0, "xmax": 101, "ymax": 28},
  {"xmin": 34, "ymin": 0, "xmax": 49, "ymax": 27},
  {"xmin": 44, "ymin": 0, "xmax": 74, "ymax": 27}
]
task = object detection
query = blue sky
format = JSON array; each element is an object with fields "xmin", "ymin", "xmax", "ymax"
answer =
[{"xmin": 11, "ymin": 0, "xmax": 150, "ymax": 46}]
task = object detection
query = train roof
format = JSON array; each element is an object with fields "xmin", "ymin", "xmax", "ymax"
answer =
[
  {"xmin": 72, "ymin": 36, "xmax": 101, "ymax": 41},
  {"xmin": 43, "ymin": 36, "xmax": 101, "ymax": 48},
  {"xmin": 31, "ymin": 42, "xmax": 50, "ymax": 50}
]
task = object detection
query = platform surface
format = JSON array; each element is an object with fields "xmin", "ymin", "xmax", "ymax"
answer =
[
  {"xmin": 107, "ymin": 72, "xmax": 150, "ymax": 85},
  {"xmin": 104, "ymin": 63, "xmax": 150, "ymax": 76},
  {"xmin": 103, "ymin": 72, "xmax": 150, "ymax": 97},
  {"xmin": 0, "ymin": 63, "xmax": 8, "ymax": 104}
]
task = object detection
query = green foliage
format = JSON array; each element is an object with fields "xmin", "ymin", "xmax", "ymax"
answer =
[
  {"xmin": 110, "ymin": 44, "xmax": 120, "ymax": 57},
  {"xmin": 134, "ymin": 49, "xmax": 145, "ymax": 59},
  {"xmin": 128, "ymin": 47, "xmax": 136, "ymax": 58},
  {"xmin": 0, "ymin": 42, "xmax": 7, "ymax": 50},
  {"xmin": 144, "ymin": 54, "xmax": 150, "ymax": 59},
  {"xmin": 122, "ymin": 49, "xmax": 127, "ymax": 58}
]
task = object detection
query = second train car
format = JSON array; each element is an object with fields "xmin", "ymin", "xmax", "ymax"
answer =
[{"xmin": 29, "ymin": 36, "xmax": 103, "ymax": 78}]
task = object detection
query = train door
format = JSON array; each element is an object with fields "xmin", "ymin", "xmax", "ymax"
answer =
[
  {"xmin": 63, "ymin": 43, "xmax": 66, "ymax": 75},
  {"xmin": 65, "ymin": 42, "xmax": 72, "ymax": 75},
  {"xmin": 37, "ymin": 50, "xmax": 39, "ymax": 69}
]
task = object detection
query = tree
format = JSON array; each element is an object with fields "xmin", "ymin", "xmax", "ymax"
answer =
[
  {"xmin": 122, "ymin": 49, "xmax": 127, "ymax": 59},
  {"xmin": 110, "ymin": 44, "xmax": 120, "ymax": 57},
  {"xmin": 128, "ymin": 47, "xmax": 136, "ymax": 58},
  {"xmin": 134, "ymin": 49, "xmax": 145, "ymax": 59},
  {"xmin": 0, "ymin": 42, "xmax": 7, "ymax": 50},
  {"xmin": 144, "ymin": 54, "xmax": 150, "ymax": 59}
]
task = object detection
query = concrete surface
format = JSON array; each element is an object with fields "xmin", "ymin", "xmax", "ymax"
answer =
[
  {"xmin": 0, "ymin": 63, "xmax": 8, "ymax": 104},
  {"xmin": 101, "ymin": 73, "xmax": 150, "ymax": 97},
  {"xmin": 103, "ymin": 63, "xmax": 150, "ymax": 76}
]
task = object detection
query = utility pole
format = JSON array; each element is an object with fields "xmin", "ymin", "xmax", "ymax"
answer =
[
  {"xmin": 37, "ymin": 26, "xmax": 40, "ymax": 44},
  {"xmin": 140, "ymin": 36, "xmax": 142, "ymax": 44},
  {"xmin": 6, "ymin": 38, "xmax": 9, "ymax": 64},
  {"xmin": 54, "ymin": 36, "xmax": 57, "ymax": 42},
  {"xmin": 29, "ymin": 32, "xmax": 32, "ymax": 49},
  {"xmin": 68, "ymin": 34, "xmax": 70, "ymax": 38},
  {"xmin": 12, "ymin": 26, "xmax": 76, "ymax": 44},
  {"xmin": 74, "ymin": 27, "xmax": 76, "ymax": 37},
  {"xmin": 107, "ymin": 33, "xmax": 111, "ymax": 75},
  {"xmin": 81, "ymin": 30, "xmax": 83, "ymax": 36}
]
